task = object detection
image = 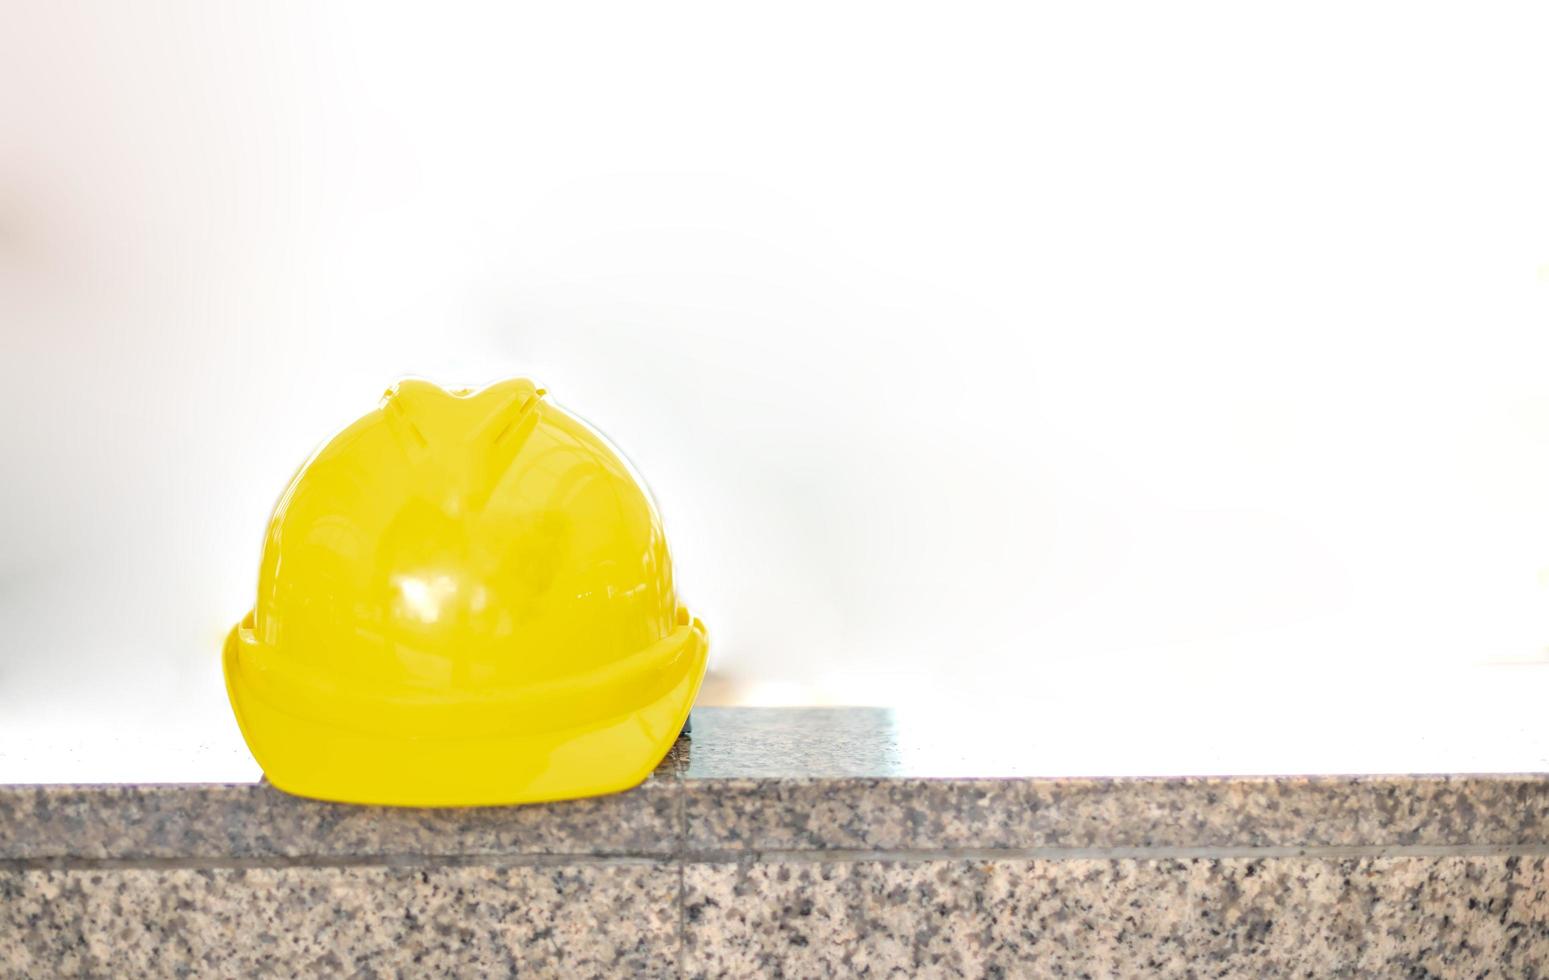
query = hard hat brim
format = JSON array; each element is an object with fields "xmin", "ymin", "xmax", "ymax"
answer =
[{"xmin": 223, "ymin": 613, "xmax": 708, "ymax": 807}]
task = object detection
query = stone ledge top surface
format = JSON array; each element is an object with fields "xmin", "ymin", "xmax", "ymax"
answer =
[{"xmin": 2, "ymin": 709, "xmax": 1546, "ymax": 862}]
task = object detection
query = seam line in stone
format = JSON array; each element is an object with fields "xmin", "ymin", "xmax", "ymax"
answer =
[
  {"xmin": 674, "ymin": 743, "xmax": 688, "ymax": 979},
  {"xmin": 677, "ymin": 843, "xmax": 1549, "ymax": 863},
  {"xmin": 6, "ymin": 842, "xmax": 1548, "ymax": 872}
]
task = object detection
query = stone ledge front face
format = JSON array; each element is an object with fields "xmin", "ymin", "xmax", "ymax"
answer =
[
  {"xmin": 0, "ymin": 863, "xmax": 680, "ymax": 979},
  {"xmin": 682, "ymin": 855, "xmax": 1549, "ymax": 979},
  {"xmin": 4, "ymin": 856, "xmax": 1544, "ymax": 978}
]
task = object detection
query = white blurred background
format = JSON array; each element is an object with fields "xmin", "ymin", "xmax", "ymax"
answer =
[{"xmin": 3, "ymin": 2, "xmax": 1548, "ymax": 779}]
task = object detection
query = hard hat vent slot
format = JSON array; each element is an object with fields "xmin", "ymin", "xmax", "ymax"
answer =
[{"xmin": 382, "ymin": 379, "xmax": 545, "ymax": 454}]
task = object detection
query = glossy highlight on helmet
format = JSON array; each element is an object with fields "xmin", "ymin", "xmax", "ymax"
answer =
[{"xmin": 223, "ymin": 379, "xmax": 708, "ymax": 806}]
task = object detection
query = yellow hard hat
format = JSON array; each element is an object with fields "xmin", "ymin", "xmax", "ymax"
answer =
[{"xmin": 223, "ymin": 379, "xmax": 708, "ymax": 806}]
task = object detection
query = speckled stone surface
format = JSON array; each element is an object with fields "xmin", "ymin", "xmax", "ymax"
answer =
[
  {"xmin": 0, "ymin": 863, "xmax": 678, "ymax": 978},
  {"xmin": 683, "ymin": 855, "xmax": 1549, "ymax": 978},
  {"xmin": 3, "ymin": 708, "xmax": 1548, "ymax": 976},
  {"xmin": 679, "ymin": 773, "xmax": 1549, "ymax": 852},
  {"xmin": 0, "ymin": 763, "xmax": 677, "ymax": 861},
  {"xmin": 675, "ymin": 709, "xmax": 1549, "ymax": 852}
]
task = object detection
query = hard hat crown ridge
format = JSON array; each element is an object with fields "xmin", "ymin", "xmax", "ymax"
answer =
[{"xmin": 223, "ymin": 378, "xmax": 708, "ymax": 807}]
